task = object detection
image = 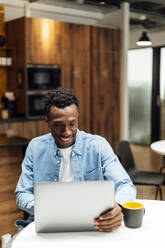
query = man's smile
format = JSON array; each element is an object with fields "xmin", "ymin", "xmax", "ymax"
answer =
[
  {"xmin": 57, "ymin": 136, "xmax": 74, "ymax": 146},
  {"xmin": 59, "ymin": 136, "xmax": 72, "ymax": 142}
]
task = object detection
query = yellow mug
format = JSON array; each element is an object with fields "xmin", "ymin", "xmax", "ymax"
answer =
[{"xmin": 122, "ymin": 202, "xmax": 145, "ymax": 228}]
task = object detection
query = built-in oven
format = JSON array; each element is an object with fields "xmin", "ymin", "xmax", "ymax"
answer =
[
  {"xmin": 28, "ymin": 93, "xmax": 46, "ymax": 117},
  {"xmin": 27, "ymin": 64, "xmax": 61, "ymax": 90},
  {"xmin": 27, "ymin": 64, "xmax": 61, "ymax": 118}
]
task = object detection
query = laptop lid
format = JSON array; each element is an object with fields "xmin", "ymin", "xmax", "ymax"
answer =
[{"xmin": 34, "ymin": 180, "xmax": 114, "ymax": 233}]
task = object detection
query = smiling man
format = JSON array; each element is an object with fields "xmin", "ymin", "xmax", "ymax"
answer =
[
  {"xmin": 15, "ymin": 87, "xmax": 136, "ymax": 232},
  {"xmin": 47, "ymin": 104, "xmax": 78, "ymax": 149}
]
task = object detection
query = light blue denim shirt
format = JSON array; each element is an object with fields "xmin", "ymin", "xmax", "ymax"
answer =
[{"xmin": 15, "ymin": 129, "xmax": 136, "ymax": 220}]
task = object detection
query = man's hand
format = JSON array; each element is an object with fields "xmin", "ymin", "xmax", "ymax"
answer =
[{"xmin": 94, "ymin": 202, "xmax": 123, "ymax": 232}]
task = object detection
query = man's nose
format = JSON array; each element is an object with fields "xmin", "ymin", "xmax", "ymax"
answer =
[{"xmin": 62, "ymin": 125, "xmax": 72, "ymax": 136}]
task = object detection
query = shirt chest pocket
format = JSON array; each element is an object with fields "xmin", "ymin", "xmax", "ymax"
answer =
[{"xmin": 84, "ymin": 167, "xmax": 104, "ymax": 180}]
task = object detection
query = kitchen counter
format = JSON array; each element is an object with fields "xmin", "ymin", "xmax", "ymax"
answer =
[{"xmin": 0, "ymin": 116, "xmax": 45, "ymax": 123}]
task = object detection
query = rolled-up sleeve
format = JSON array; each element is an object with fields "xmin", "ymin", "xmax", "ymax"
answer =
[
  {"xmin": 100, "ymin": 139, "xmax": 136, "ymax": 205},
  {"xmin": 15, "ymin": 142, "xmax": 34, "ymax": 215}
]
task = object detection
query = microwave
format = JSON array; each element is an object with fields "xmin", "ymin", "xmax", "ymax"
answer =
[
  {"xmin": 27, "ymin": 64, "xmax": 61, "ymax": 91},
  {"xmin": 28, "ymin": 93, "xmax": 46, "ymax": 117}
]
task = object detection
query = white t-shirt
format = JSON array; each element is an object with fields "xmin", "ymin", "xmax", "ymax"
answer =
[{"xmin": 59, "ymin": 146, "xmax": 75, "ymax": 182}]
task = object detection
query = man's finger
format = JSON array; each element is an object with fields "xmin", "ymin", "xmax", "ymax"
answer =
[
  {"xmin": 99, "ymin": 224, "xmax": 121, "ymax": 232},
  {"xmin": 99, "ymin": 203, "xmax": 122, "ymax": 220},
  {"xmin": 95, "ymin": 212, "xmax": 123, "ymax": 226},
  {"xmin": 95, "ymin": 221, "xmax": 122, "ymax": 232}
]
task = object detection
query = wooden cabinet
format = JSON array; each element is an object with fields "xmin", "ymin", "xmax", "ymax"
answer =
[
  {"xmin": 26, "ymin": 18, "xmax": 61, "ymax": 64},
  {"xmin": 5, "ymin": 17, "xmax": 121, "ymax": 150},
  {"xmin": 5, "ymin": 18, "xmax": 92, "ymax": 132}
]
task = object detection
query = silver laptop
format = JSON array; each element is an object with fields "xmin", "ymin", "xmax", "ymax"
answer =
[{"xmin": 34, "ymin": 180, "xmax": 114, "ymax": 233}]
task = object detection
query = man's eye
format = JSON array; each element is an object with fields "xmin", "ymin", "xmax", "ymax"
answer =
[
  {"xmin": 70, "ymin": 122, "xmax": 76, "ymax": 127},
  {"xmin": 53, "ymin": 123, "xmax": 62, "ymax": 128}
]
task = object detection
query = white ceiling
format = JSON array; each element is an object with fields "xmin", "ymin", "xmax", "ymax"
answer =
[
  {"xmin": 1, "ymin": 0, "xmax": 165, "ymax": 31},
  {"xmin": 0, "ymin": 0, "xmax": 121, "ymax": 29},
  {"xmin": 18, "ymin": 0, "xmax": 165, "ymax": 31}
]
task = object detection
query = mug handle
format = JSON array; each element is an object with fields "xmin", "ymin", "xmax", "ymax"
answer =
[{"xmin": 143, "ymin": 208, "xmax": 145, "ymax": 215}]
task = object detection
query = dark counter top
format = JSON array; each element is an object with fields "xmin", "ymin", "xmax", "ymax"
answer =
[
  {"xmin": 0, "ymin": 116, "xmax": 45, "ymax": 123},
  {"xmin": 0, "ymin": 133, "xmax": 29, "ymax": 148}
]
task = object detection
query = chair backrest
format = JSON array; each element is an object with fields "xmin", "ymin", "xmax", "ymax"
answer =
[{"xmin": 118, "ymin": 140, "xmax": 137, "ymax": 174}]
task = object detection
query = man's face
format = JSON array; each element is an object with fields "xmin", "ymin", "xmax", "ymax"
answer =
[{"xmin": 46, "ymin": 104, "xmax": 79, "ymax": 148}]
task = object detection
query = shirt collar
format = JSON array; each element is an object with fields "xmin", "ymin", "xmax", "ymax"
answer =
[
  {"xmin": 52, "ymin": 129, "xmax": 82, "ymax": 156},
  {"xmin": 72, "ymin": 129, "xmax": 83, "ymax": 155}
]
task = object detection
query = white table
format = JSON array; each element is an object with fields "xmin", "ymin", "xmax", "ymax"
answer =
[
  {"xmin": 151, "ymin": 140, "xmax": 165, "ymax": 172},
  {"xmin": 12, "ymin": 200, "xmax": 164, "ymax": 248},
  {"xmin": 151, "ymin": 140, "xmax": 165, "ymax": 156}
]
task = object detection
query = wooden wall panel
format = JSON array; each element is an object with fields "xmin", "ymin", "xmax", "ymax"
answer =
[
  {"xmin": 91, "ymin": 27, "xmax": 121, "ymax": 151},
  {"xmin": 0, "ymin": 6, "xmax": 7, "ymax": 103},
  {"xmin": 59, "ymin": 22, "xmax": 91, "ymax": 50},
  {"xmin": 0, "ymin": 6, "xmax": 5, "ymax": 44},
  {"xmin": 0, "ymin": 65, "xmax": 7, "ymax": 101},
  {"xmin": 0, "ymin": 147, "xmax": 24, "ymax": 244},
  {"xmin": 0, "ymin": 120, "xmax": 50, "ymax": 139},
  {"xmin": 60, "ymin": 23, "xmax": 91, "ymax": 132},
  {"xmin": 60, "ymin": 23, "xmax": 120, "ymax": 148},
  {"xmin": 71, "ymin": 49, "xmax": 91, "ymax": 132},
  {"xmin": 0, "ymin": 120, "xmax": 50, "ymax": 246},
  {"xmin": 61, "ymin": 48, "xmax": 91, "ymax": 132},
  {"xmin": 26, "ymin": 18, "xmax": 61, "ymax": 64}
]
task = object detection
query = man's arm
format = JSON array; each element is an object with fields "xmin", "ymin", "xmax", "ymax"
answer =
[
  {"xmin": 100, "ymin": 138, "xmax": 136, "ymax": 204},
  {"xmin": 15, "ymin": 142, "xmax": 34, "ymax": 216},
  {"xmin": 94, "ymin": 138, "xmax": 136, "ymax": 232},
  {"xmin": 16, "ymin": 192, "xmax": 34, "ymax": 216}
]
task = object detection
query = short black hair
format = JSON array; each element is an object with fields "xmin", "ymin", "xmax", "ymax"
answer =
[{"xmin": 44, "ymin": 87, "xmax": 79, "ymax": 116}]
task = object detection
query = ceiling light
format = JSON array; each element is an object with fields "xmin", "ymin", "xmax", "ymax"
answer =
[
  {"xmin": 139, "ymin": 15, "xmax": 146, "ymax": 21},
  {"xmin": 76, "ymin": 0, "xmax": 84, "ymax": 3},
  {"xmin": 136, "ymin": 32, "xmax": 152, "ymax": 47},
  {"xmin": 99, "ymin": 1, "xmax": 105, "ymax": 5}
]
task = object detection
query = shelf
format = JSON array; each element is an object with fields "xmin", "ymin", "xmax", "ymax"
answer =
[
  {"xmin": 0, "ymin": 47, "xmax": 12, "ymax": 50},
  {"xmin": 0, "ymin": 56, "xmax": 13, "ymax": 66},
  {"xmin": 27, "ymin": 90, "xmax": 52, "ymax": 95},
  {"xmin": 0, "ymin": 65, "xmax": 12, "ymax": 67}
]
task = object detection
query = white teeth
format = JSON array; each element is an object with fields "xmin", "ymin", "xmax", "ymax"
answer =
[{"xmin": 60, "ymin": 137, "xmax": 71, "ymax": 141}]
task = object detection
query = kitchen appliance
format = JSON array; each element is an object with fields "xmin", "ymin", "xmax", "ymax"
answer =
[
  {"xmin": 27, "ymin": 64, "xmax": 61, "ymax": 91},
  {"xmin": 28, "ymin": 93, "xmax": 46, "ymax": 117},
  {"xmin": 27, "ymin": 64, "xmax": 61, "ymax": 117}
]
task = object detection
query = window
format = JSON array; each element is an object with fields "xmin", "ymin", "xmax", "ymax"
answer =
[
  {"xmin": 128, "ymin": 48, "xmax": 153, "ymax": 145},
  {"xmin": 160, "ymin": 48, "xmax": 165, "ymax": 139}
]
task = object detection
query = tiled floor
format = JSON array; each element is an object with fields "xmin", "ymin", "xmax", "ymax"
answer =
[{"xmin": 131, "ymin": 143, "xmax": 165, "ymax": 200}]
